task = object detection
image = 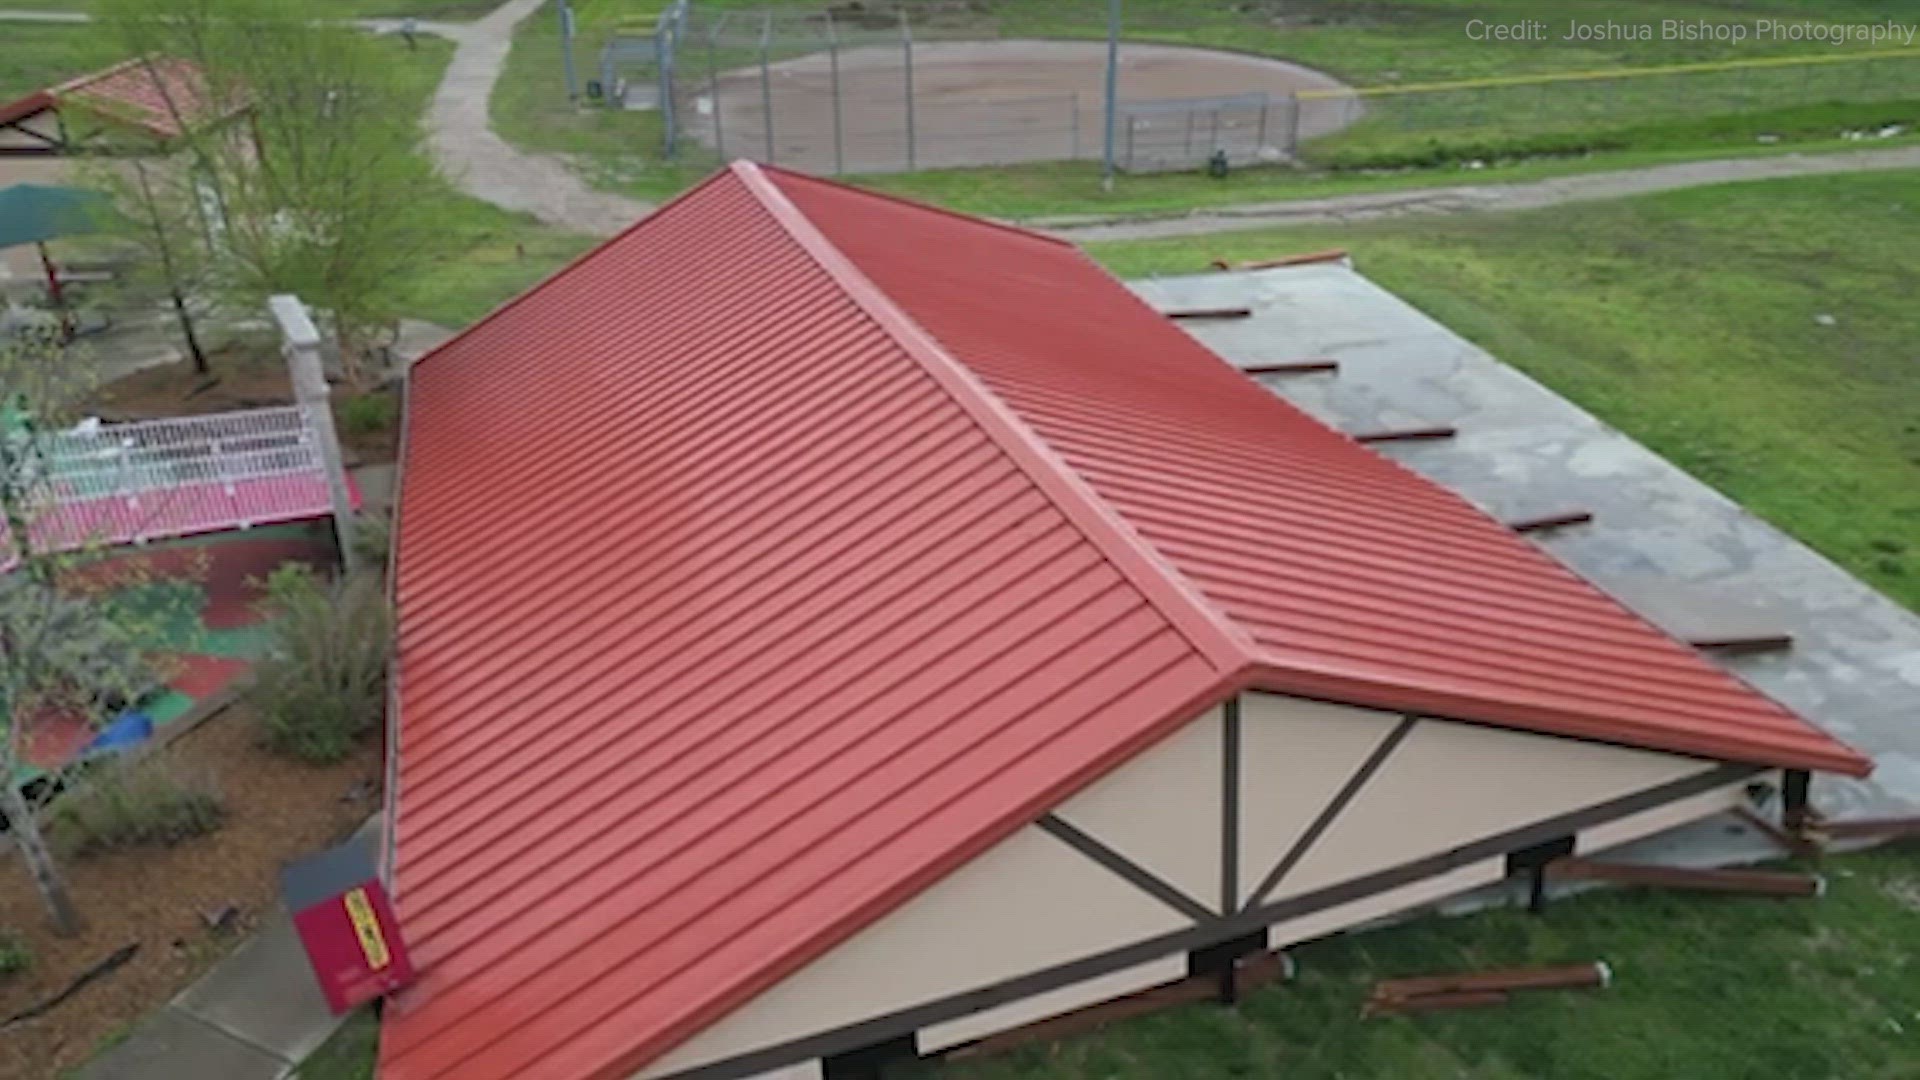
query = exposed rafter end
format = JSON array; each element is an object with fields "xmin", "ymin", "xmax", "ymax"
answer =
[
  {"xmin": 1163, "ymin": 306, "xmax": 1253, "ymax": 320},
  {"xmin": 1506, "ymin": 510, "xmax": 1593, "ymax": 534},
  {"xmin": 1241, "ymin": 358, "xmax": 1339, "ymax": 376},
  {"xmin": 1689, "ymin": 633, "xmax": 1794, "ymax": 655},
  {"xmin": 1351, "ymin": 425, "xmax": 1457, "ymax": 445}
]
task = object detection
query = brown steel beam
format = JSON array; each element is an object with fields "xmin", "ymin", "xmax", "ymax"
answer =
[
  {"xmin": 1732, "ymin": 805, "xmax": 1822, "ymax": 859},
  {"xmin": 1507, "ymin": 510, "xmax": 1594, "ymax": 534},
  {"xmin": 1163, "ymin": 306, "xmax": 1253, "ymax": 320},
  {"xmin": 1242, "ymin": 359, "xmax": 1339, "ymax": 375},
  {"xmin": 1210, "ymin": 248, "xmax": 1349, "ymax": 272},
  {"xmin": 945, "ymin": 952, "xmax": 1295, "ymax": 1061},
  {"xmin": 1364, "ymin": 989, "xmax": 1509, "ymax": 1017},
  {"xmin": 1373, "ymin": 962, "xmax": 1608, "ymax": 1003},
  {"xmin": 1817, "ymin": 814, "xmax": 1920, "ymax": 840},
  {"xmin": 1545, "ymin": 857, "xmax": 1822, "ymax": 897},
  {"xmin": 1688, "ymin": 633, "xmax": 1794, "ymax": 655},
  {"xmin": 1351, "ymin": 425, "xmax": 1457, "ymax": 445}
]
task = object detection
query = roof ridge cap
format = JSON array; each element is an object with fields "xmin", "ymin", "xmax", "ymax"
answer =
[
  {"xmin": 756, "ymin": 162, "xmax": 1075, "ymax": 249},
  {"xmin": 732, "ymin": 161, "xmax": 1257, "ymax": 674}
]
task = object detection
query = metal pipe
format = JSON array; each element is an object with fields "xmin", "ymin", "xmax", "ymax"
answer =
[
  {"xmin": 558, "ymin": 0, "xmax": 578, "ymax": 102},
  {"xmin": 707, "ymin": 20, "xmax": 725, "ymax": 159},
  {"xmin": 827, "ymin": 9, "xmax": 843, "ymax": 174},
  {"xmin": 903, "ymin": 10, "xmax": 916, "ymax": 171},
  {"xmin": 760, "ymin": 12, "xmax": 774, "ymax": 162},
  {"xmin": 1070, "ymin": 92, "xmax": 1080, "ymax": 159},
  {"xmin": 1102, "ymin": 0, "xmax": 1119, "ymax": 190}
]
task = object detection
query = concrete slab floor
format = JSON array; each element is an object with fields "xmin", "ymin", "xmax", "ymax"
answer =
[
  {"xmin": 79, "ymin": 1007, "xmax": 287, "ymax": 1080},
  {"xmin": 1130, "ymin": 262, "xmax": 1920, "ymax": 820},
  {"xmin": 173, "ymin": 915, "xmax": 337, "ymax": 1065}
]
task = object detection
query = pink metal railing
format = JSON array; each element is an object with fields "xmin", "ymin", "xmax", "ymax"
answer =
[{"xmin": 1, "ymin": 407, "xmax": 335, "ymax": 571}]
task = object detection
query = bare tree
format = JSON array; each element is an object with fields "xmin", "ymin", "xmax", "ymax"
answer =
[
  {"xmin": 80, "ymin": 156, "xmax": 218, "ymax": 378},
  {"xmin": 101, "ymin": 0, "xmax": 441, "ymax": 386},
  {"xmin": 0, "ymin": 331, "xmax": 186, "ymax": 934}
]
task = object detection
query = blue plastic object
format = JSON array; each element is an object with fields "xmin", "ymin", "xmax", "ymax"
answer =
[{"xmin": 86, "ymin": 711, "xmax": 153, "ymax": 754}]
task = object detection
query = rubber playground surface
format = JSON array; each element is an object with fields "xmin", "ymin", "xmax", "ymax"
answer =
[{"xmin": 15, "ymin": 522, "xmax": 338, "ymax": 779}]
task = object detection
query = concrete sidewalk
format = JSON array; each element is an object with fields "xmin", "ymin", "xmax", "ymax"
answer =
[
  {"xmin": 80, "ymin": 818, "xmax": 382, "ymax": 1080},
  {"xmin": 1045, "ymin": 144, "xmax": 1920, "ymax": 242},
  {"xmin": 423, "ymin": 0, "xmax": 650, "ymax": 236}
]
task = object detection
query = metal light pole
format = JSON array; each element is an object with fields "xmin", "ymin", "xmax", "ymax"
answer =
[{"xmin": 1101, "ymin": 0, "xmax": 1120, "ymax": 192}]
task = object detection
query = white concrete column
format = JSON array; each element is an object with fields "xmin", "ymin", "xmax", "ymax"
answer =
[{"xmin": 270, "ymin": 294, "xmax": 359, "ymax": 575}]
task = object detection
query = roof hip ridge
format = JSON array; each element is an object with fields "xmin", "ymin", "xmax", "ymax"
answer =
[{"xmin": 730, "ymin": 160, "xmax": 1258, "ymax": 675}]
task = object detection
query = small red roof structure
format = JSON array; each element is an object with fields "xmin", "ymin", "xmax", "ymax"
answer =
[
  {"xmin": 383, "ymin": 162, "xmax": 1868, "ymax": 1080},
  {"xmin": 0, "ymin": 58, "xmax": 233, "ymax": 153}
]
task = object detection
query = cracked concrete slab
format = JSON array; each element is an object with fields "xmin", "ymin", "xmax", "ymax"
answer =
[{"xmin": 1131, "ymin": 261, "xmax": 1920, "ymax": 820}]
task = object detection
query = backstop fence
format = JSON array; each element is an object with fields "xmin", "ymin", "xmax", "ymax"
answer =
[{"xmin": 569, "ymin": 3, "xmax": 1920, "ymax": 177}]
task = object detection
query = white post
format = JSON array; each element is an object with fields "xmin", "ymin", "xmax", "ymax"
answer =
[{"xmin": 270, "ymin": 294, "xmax": 359, "ymax": 575}]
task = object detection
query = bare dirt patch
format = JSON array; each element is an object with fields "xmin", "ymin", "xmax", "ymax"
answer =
[
  {"xmin": 0, "ymin": 706, "xmax": 379, "ymax": 1080},
  {"xmin": 699, "ymin": 39, "xmax": 1355, "ymax": 173}
]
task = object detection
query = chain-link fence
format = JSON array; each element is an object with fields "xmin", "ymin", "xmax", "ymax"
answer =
[
  {"xmin": 572, "ymin": 2, "xmax": 1920, "ymax": 177},
  {"xmin": 643, "ymin": 2, "xmax": 1316, "ymax": 174}
]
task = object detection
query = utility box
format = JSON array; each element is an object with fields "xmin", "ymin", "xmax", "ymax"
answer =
[{"xmin": 282, "ymin": 834, "xmax": 414, "ymax": 1015}]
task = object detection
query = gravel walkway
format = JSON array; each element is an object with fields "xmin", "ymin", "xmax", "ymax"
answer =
[
  {"xmin": 417, "ymin": 0, "xmax": 649, "ymax": 236},
  {"xmin": 1040, "ymin": 145, "xmax": 1920, "ymax": 242}
]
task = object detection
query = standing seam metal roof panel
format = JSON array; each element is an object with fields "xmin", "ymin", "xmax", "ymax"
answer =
[
  {"xmin": 766, "ymin": 165, "xmax": 1868, "ymax": 778},
  {"xmin": 385, "ymin": 161, "xmax": 1870, "ymax": 1080},
  {"xmin": 381, "ymin": 166, "xmax": 1233, "ymax": 1080}
]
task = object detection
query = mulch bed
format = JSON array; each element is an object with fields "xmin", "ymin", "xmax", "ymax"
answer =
[{"xmin": 0, "ymin": 707, "xmax": 380, "ymax": 1080}]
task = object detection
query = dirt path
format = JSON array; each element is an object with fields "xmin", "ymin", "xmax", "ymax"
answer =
[
  {"xmin": 417, "ymin": 0, "xmax": 649, "ymax": 236},
  {"xmin": 1038, "ymin": 145, "xmax": 1920, "ymax": 242}
]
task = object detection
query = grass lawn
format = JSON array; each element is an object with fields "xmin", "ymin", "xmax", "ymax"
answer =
[
  {"xmin": 1089, "ymin": 168, "xmax": 1920, "ymax": 613},
  {"xmin": 936, "ymin": 845, "xmax": 1920, "ymax": 1080},
  {"xmin": 376, "ymin": 28, "xmax": 602, "ymax": 328},
  {"xmin": 0, "ymin": 24, "xmax": 120, "ymax": 98},
  {"xmin": 7, "ymin": 0, "xmax": 500, "ymax": 15},
  {"xmin": 295, "ymin": 1009, "xmax": 380, "ymax": 1080},
  {"xmin": 490, "ymin": 0, "xmax": 1920, "ymax": 216}
]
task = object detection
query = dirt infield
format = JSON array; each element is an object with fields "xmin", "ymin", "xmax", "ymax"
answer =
[{"xmin": 691, "ymin": 39, "xmax": 1355, "ymax": 174}]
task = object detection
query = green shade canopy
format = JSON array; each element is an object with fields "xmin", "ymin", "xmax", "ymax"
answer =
[{"xmin": 0, "ymin": 183, "xmax": 113, "ymax": 251}]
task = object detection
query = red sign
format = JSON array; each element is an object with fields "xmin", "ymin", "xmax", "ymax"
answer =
[{"xmin": 283, "ymin": 839, "xmax": 416, "ymax": 1015}]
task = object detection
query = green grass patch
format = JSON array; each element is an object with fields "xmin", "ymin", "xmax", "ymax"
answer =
[
  {"xmin": 938, "ymin": 845, "xmax": 1920, "ymax": 1080},
  {"xmin": 0, "ymin": 23, "xmax": 121, "ymax": 98},
  {"xmin": 293, "ymin": 1008, "xmax": 380, "ymax": 1080},
  {"xmin": 7, "ymin": 0, "xmax": 500, "ymax": 15},
  {"xmin": 1089, "ymin": 168, "xmax": 1920, "ymax": 612},
  {"xmin": 842, "ymin": 130, "xmax": 1919, "ymax": 220},
  {"xmin": 375, "ymin": 27, "xmax": 603, "ymax": 325}
]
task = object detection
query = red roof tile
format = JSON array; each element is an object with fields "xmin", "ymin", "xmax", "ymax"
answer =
[{"xmin": 383, "ymin": 163, "xmax": 1869, "ymax": 1080}]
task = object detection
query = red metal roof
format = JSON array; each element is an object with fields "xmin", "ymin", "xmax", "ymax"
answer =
[
  {"xmin": 56, "ymin": 58, "xmax": 227, "ymax": 139},
  {"xmin": 770, "ymin": 168, "xmax": 1869, "ymax": 779},
  {"xmin": 384, "ymin": 163, "xmax": 1868, "ymax": 1080},
  {"xmin": 0, "ymin": 58, "xmax": 229, "ymax": 142}
]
